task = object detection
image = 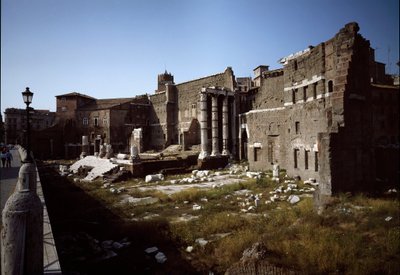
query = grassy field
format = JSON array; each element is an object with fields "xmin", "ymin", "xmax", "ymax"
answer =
[{"xmin": 56, "ymin": 164, "xmax": 399, "ymax": 274}]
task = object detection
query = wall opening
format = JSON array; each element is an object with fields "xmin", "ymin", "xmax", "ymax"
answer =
[
  {"xmin": 313, "ymin": 83, "xmax": 317, "ymax": 99},
  {"xmin": 294, "ymin": 149, "xmax": 299, "ymax": 168},
  {"xmin": 254, "ymin": 147, "xmax": 261, "ymax": 162},
  {"xmin": 315, "ymin": 151, "xmax": 319, "ymax": 171},
  {"xmin": 295, "ymin": 121, "xmax": 300, "ymax": 134},
  {"xmin": 292, "ymin": 89, "xmax": 296, "ymax": 103},
  {"xmin": 304, "ymin": 150, "xmax": 309, "ymax": 170},
  {"xmin": 328, "ymin": 80, "xmax": 333, "ymax": 93},
  {"xmin": 303, "ymin": 86, "xmax": 308, "ymax": 101}
]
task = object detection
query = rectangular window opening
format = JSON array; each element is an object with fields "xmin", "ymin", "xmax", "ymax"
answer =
[
  {"xmin": 315, "ymin": 152, "xmax": 319, "ymax": 171},
  {"xmin": 305, "ymin": 150, "xmax": 309, "ymax": 170},
  {"xmin": 303, "ymin": 86, "xmax": 308, "ymax": 101},
  {"xmin": 254, "ymin": 148, "xmax": 261, "ymax": 162},
  {"xmin": 313, "ymin": 83, "xmax": 317, "ymax": 99},
  {"xmin": 294, "ymin": 149, "xmax": 299, "ymax": 168},
  {"xmin": 295, "ymin": 121, "xmax": 300, "ymax": 134}
]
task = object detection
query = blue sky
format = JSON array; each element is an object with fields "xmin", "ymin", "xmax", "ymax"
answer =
[{"xmin": 1, "ymin": 0, "xmax": 399, "ymax": 114}]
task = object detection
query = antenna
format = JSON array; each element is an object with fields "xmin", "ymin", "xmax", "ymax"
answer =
[{"xmin": 387, "ymin": 46, "xmax": 391, "ymax": 74}]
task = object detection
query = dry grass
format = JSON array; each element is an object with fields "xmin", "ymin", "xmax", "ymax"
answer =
[{"xmin": 70, "ymin": 174, "xmax": 400, "ymax": 274}]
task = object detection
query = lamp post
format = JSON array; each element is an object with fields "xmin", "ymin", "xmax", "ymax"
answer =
[{"xmin": 22, "ymin": 87, "xmax": 34, "ymax": 163}]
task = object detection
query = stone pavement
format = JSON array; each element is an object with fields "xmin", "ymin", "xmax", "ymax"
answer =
[{"xmin": 0, "ymin": 148, "xmax": 62, "ymax": 274}]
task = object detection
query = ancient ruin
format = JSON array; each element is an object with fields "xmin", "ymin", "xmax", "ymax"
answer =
[{"xmin": 6, "ymin": 22, "xmax": 398, "ymax": 197}]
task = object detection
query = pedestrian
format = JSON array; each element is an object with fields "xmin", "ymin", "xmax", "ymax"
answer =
[
  {"xmin": 6, "ymin": 150, "xmax": 13, "ymax": 168},
  {"xmin": 1, "ymin": 148, "xmax": 6, "ymax": 168}
]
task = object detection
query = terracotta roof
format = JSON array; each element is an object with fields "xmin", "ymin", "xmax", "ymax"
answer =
[
  {"xmin": 80, "ymin": 98, "xmax": 136, "ymax": 110},
  {"xmin": 55, "ymin": 92, "xmax": 96, "ymax": 100}
]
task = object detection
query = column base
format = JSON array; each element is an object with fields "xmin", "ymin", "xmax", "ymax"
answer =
[
  {"xmin": 197, "ymin": 155, "xmax": 229, "ymax": 170},
  {"xmin": 221, "ymin": 149, "xmax": 230, "ymax": 156},
  {"xmin": 198, "ymin": 151, "xmax": 210, "ymax": 160},
  {"xmin": 211, "ymin": 151, "xmax": 220, "ymax": 157}
]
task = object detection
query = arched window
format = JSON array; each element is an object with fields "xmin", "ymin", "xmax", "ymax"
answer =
[{"xmin": 328, "ymin": 80, "xmax": 333, "ymax": 93}]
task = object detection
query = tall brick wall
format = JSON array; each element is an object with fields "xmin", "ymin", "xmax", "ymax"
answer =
[{"xmin": 244, "ymin": 22, "xmax": 380, "ymax": 192}]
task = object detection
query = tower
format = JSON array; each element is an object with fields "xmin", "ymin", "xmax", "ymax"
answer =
[{"xmin": 157, "ymin": 70, "xmax": 174, "ymax": 93}]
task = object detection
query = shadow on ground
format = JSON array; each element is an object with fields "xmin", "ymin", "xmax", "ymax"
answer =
[{"xmin": 38, "ymin": 161, "xmax": 199, "ymax": 275}]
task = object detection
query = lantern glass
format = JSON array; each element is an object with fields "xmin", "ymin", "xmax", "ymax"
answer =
[{"xmin": 22, "ymin": 87, "xmax": 34, "ymax": 105}]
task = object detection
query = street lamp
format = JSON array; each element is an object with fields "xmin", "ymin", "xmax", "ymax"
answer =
[{"xmin": 22, "ymin": 87, "xmax": 34, "ymax": 162}]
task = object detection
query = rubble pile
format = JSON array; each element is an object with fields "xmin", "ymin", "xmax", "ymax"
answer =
[{"xmin": 70, "ymin": 156, "xmax": 119, "ymax": 181}]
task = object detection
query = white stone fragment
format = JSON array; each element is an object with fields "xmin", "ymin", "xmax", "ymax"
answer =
[
  {"xmin": 385, "ymin": 216, "xmax": 393, "ymax": 222},
  {"xmin": 186, "ymin": 246, "xmax": 194, "ymax": 253},
  {"xmin": 145, "ymin": 246, "xmax": 158, "ymax": 254},
  {"xmin": 195, "ymin": 238, "xmax": 208, "ymax": 246},
  {"xmin": 117, "ymin": 153, "xmax": 129, "ymax": 160},
  {"xmin": 287, "ymin": 195, "xmax": 300, "ymax": 204},
  {"xmin": 155, "ymin": 252, "xmax": 167, "ymax": 263},
  {"xmin": 193, "ymin": 204, "xmax": 202, "ymax": 210},
  {"xmin": 145, "ymin": 174, "xmax": 164, "ymax": 183}
]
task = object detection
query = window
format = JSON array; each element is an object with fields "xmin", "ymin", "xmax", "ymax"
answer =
[
  {"xmin": 294, "ymin": 149, "xmax": 299, "ymax": 168},
  {"xmin": 328, "ymin": 80, "xmax": 333, "ymax": 93},
  {"xmin": 292, "ymin": 89, "xmax": 296, "ymax": 103},
  {"xmin": 295, "ymin": 121, "xmax": 300, "ymax": 134},
  {"xmin": 254, "ymin": 148, "xmax": 261, "ymax": 162},
  {"xmin": 313, "ymin": 83, "xmax": 317, "ymax": 99},
  {"xmin": 303, "ymin": 86, "xmax": 308, "ymax": 101},
  {"xmin": 304, "ymin": 150, "xmax": 309, "ymax": 170},
  {"xmin": 103, "ymin": 117, "xmax": 108, "ymax": 126},
  {"xmin": 94, "ymin": 117, "xmax": 99, "ymax": 126},
  {"xmin": 294, "ymin": 60, "xmax": 298, "ymax": 70},
  {"xmin": 315, "ymin": 152, "xmax": 319, "ymax": 171},
  {"xmin": 83, "ymin": 117, "xmax": 88, "ymax": 125}
]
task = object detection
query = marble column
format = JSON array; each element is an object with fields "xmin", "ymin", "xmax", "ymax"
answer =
[
  {"xmin": 231, "ymin": 96, "xmax": 237, "ymax": 157},
  {"xmin": 211, "ymin": 94, "xmax": 220, "ymax": 156},
  {"xmin": 80, "ymin": 136, "xmax": 88, "ymax": 159},
  {"xmin": 222, "ymin": 96, "xmax": 230, "ymax": 155},
  {"xmin": 198, "ymin": 92, "xmax": 209, "ymax": 159}
]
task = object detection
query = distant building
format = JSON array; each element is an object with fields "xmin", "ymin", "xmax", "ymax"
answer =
[{"xmin": 4, "ymin": 108, "xmax": 55, "ymax": 145}]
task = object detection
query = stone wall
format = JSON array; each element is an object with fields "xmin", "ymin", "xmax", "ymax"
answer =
[
  {"xmin": 175, "ymin": 67, "xmax": 235, "ymax": 148},
  {"xmin": 244, "ymin": 22, "xmax": 382, "ymax": 193},
  {"xmin": 148, "ymin": 92, "xmax": 168, "ymax": 150}
]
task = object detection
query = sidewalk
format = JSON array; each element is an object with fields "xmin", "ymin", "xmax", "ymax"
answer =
[
  {"xmin": 0, "ymin": 148, "xmax": 21, "ymax": 219},
  {"xmin": 0, "ymin": 148, "xmax": 62, "ymax": 274}
]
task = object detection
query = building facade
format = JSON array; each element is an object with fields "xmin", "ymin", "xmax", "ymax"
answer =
[
  {"xmin": 241, "ymin": 22, "xmax": 398, "ymax": 194},
  {"xmin": 4, "ymin": 108, "xmax": 55, "ymax": 145}
]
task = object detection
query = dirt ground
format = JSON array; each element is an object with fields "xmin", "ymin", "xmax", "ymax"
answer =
[{"xmin": 38, "ymin": 161, "xmax": 201, "ymax": 275}]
